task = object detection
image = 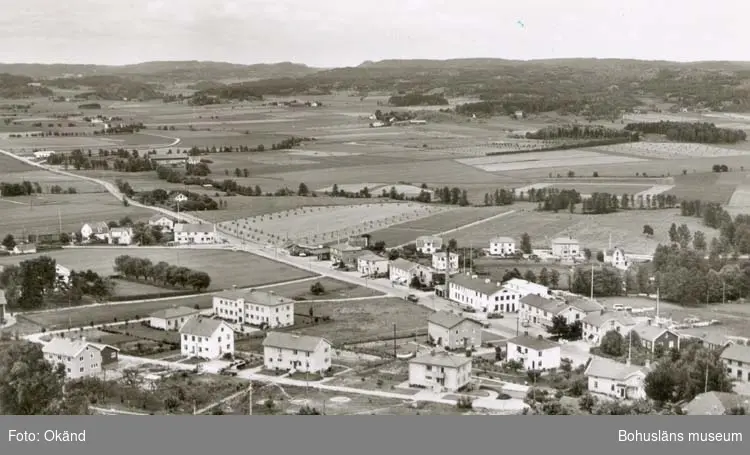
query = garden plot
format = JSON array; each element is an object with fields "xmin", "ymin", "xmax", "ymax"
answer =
[
  {"xmin": 456, "ymin": 150, "xmax": 646, "ymax": 172},
  {"xmin": 218, "ymin": 203, "xmax": 450, "ymax": 245},
  {"xmin": 595, "ymin": 142, "xmax": 750, "ymax": 159}
]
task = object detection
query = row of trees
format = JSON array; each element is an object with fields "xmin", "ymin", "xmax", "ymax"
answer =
[
  {"xmin": 681, "ymin": 199, "xmax": 750, "ymax": 255},
  {"xmin": 482, "ymin": 189, "xmax": 514, "ymax": 206},
  {"xmin": 113, "ymin": 255, "xmax": 211, "ymax": 291},
  {"xmin": 499, "ymin": 266, "xmax": 561, "ymax": 289},
  {"xmin": 525, "ymin": 125, "xmax": 636, "ymax": 140},
  {"xmin": 387, "ymin": 93, "xmax": 448, "ymax": 106},
  {"xmin": 624, "ymin": 121, "xmax": 747, "ymax": 144},
  {"xmin": 0, "ymin": 181, "xmax": 42, "ymax": 196},
  {"xmin": 434, "ymin": 187, "xmax": 470, "ymax": 206},
  {"xmin": 570, "ymin": 265, "xmax": 624, "ymax": 297}
]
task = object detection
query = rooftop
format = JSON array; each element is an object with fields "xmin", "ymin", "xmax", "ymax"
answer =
[
  {"xmin": 582, "ymin": 311, "xmax": 637, "ymax": 328},
  {"xmin": 632, "ymin": 323, "xmax": 673, "ymax": 342},
  {"xmin": 179, "ymin": 316, "xmax": 229, "ymax": 337},
  {"xmin": 358, "ymin": 252, "xmax": 387, "ymax": 262},
  {"xmin": 262, "ymin": 331, "xmax": 329, "ymax": 352},
  {"xmin": 720, "ymin": 343, "xmax": 750, "ymax": 364},
  {"xmin": 213, "ymin": 289, "xmax": 293, "ymax": 307},
  {"xmin": 174, "ymin": 223, "xmax": 214, "ymax": 233},
  {"xmin": 508, "ymin": 335, "xmax": 559, "ymax": 351},
  {"xmin": 520, "ymin": 294, "xmax": 565, "ymax": 313},
  {"xmin": 150, "ymin": 306, "xmax": 201, "ymax": 320},
  {"xmin": 490, "ymin": 236, "xmax": 515, "ymax": 244},
  {"xmin": 427, "ymin": 311, "xmax": 481, "ymax": 329},
  {"xmin": 15, "ymin": 243, "xmax": 37, "ymax": 251},
  {"xmin": 567, "ymin": 298, "xmax": 604, "ymax": 313},
  {"xmin": 410, "ymin": 351, "xmax": 472, "ymax": 369},
  {"xmin": 684, "ymin": 392, "xmax": 750, "ymax": 415},
  {"xmin": 584, "ymin": 356, "xmax": 647, "ymax": 381},
  {"xmin": 42, "ymin": 337, "xmax": 90, "ymax": 357},
  {"xmin": 84, "ymin": 221, "xmax": 109, "ymax": 233},
  {"xmin": 389, "ymin": 258, "xmax": 419, "ymax": 272},
  {"xmin": 149, "ymin": 214, "xmax": 175, "ymax": 222},
  {"xmin": 448, "ymin": 273, "xmax": 504, "ymax": 296}
]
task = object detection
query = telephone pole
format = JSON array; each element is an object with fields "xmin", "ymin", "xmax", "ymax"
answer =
[
  {"xmin": 247, "ymin": 382, "xmax": 253, "ymax": 415},
  {"xmin": 393, "ymin": 323, "xmax": 397, "ymax": 358},
  {"xmin": 590, "ymin": 263, "xmax": 594, "ymax": 300}
]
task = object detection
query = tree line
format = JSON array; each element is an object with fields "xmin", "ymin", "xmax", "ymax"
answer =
[
  {"xmin": 526, "ymin": 125, "xmax": 636, "ymax": 140},
  {"xmin": 0, "ymin": 181, "xmax": 42, "ymax": 196},
  {"xmin": 624, "ymin": 121, "xmax": 747, "ymax": 144},
  {"xmin": 387, "ymin": 93, "xmax": 448, "ymax": 106},
  {"xmin": 482, "ymin": 189, "xmax": 514, "ymax": 206},
  {"xmin": 681, "ymin": 199, "xmax": 750, "ymax": 256},
  {"xmin": 114, "ymin": 255, "xmax": 211, "ymax": 291}
]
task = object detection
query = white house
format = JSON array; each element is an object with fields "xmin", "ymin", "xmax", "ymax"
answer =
[
  {"xmin": 607, "ymin": 247, "xmax": 631, "ymax": 270},
  {"xmin": 33, "ymin": 150, "xmax": 55, "ymax": 159},
  {"xmin": 12, "ymin": 243, "xmax": 37, "ymax": 255},
  {"xmin": 173, "ymin": 223, "xmax": 216, "ymax": 244},
  {"xmin": 357, "ymin": 253, "xmax": 389, "ymax": 276},
  {"xmin": 519, "ymin": 295, "xmax": 567, "ymax": 329},
  {"xmin": 582, "ymin": 311, "xmax": 637, "ymax": 345},
  {"xmin": 506, "ymin": 335, "xmax": 561, "ymax": 372},
  {"xmin": 81, "ymin": 221, "xmax": 110, "ymax": 241},
  {"xmin": 262, "ymin": 332, "xmax": 332, "ymax": 374},
  {"xmin": 149, "ymin": 306, "xmax": 201, "ymax": 331},
  {"xmin": 551, "ymin": 237, "xmax": 580, "ymax": 259},
  {"xmin": 179, "ymin": 316, "xmax": 235, "ymax": 360},
  {"xmin": 408, "ymin": 351, "xmax": 473, "ymax": 392},
  {"xmin": 213, "ymin": 289, "xmax": 294, "ymax": 331},
  {"xmin": 489, "ymin": 237, "xmax": 516, "ymax": 256},
  {"xmin": 109, "ymin": 227, "xmax": 134, "ymax": 245},
  {"xmin": 415, "ymin": 236, "xmax": 443, "ymax": 254},
  {"xmin": 431, "ymin": 252, "xmax": 459, "ymax": 274},
  {"xmin": 721, "ymin": 343, "xmax": 750, "ymax": 384},
  {"xmin": 447, "ymin": 273, "xmax": 521, "ymax": 313},
  {"xmin": 427, "ymin": 311, "xmax": 483, "ymax": 350},
  {"xmin": 55, "ymin": 264, "xmax": 71, "ymax": 286},
  {"xmin": 174, "ymin": 193, "xmax": 188, "ymax": 203},
  {"xmin": 42, "ymin": 337, "xmax": 118, "ymax": 380},
  {"xmin": 584, "ymin": 356, "xmax": 648, "ymax": 400},
  {"xmin": 148, "ymin": 214, "xmax": 176, "ymax": 231},
  {"xmin": 504, "ymin": 278, "xmax": 550, "ymax": 298},
  {"xmin": 389, "ymin": 258, "xmax": 420, "ymax": 285}
]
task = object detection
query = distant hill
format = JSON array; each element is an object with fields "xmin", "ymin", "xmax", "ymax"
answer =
[
  {"xmin": 44, "ymin": 75, "xmax": 162, "ymax": 100},
  {"xmin": 0, "ymin": 73, "xmax": 53, "ymax": 98}
]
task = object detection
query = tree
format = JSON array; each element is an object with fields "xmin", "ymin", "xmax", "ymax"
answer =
[
  {"xmin": 2, "ymin": 234, "xmax": 16, "ymax": 251},
  {"xmin": 579, "ymin": 393, "xmax": 598, "ymax": 413},
  {"xmin": 409, "ymin": 276, "xmax": 422, "ymax": 289},
  {"xmin": 643, "ymin": 224, "xmax": 654, "ymax": 236},
  {"xmin": 600, "ymin": 330, "xmax": 625, "ymax": 357},
  {"xmin": 297, "ymin": 405, "xmax": 323, "ymax": 415},
  {"xmin": 668, "ymin": 223, "xmax": 678, "ymax": 243},
  {"xmin": 298, "ymin": 182, "xmax": 309, "ymax": 196},
  {"xmin": 310, "ymin": 281, "xmax": 326, "ymax": 295},
  {"xmin": 596, "ymin": 251, "xmax": 605, "ymax": 262},
  {"xmin": 538, "ymin": 268, "xmax": 550, "ymax": 286},
  {"xmin": 59, "ymin": 232, "xmax": 71, "ymax": 244},
  {"xmin": 550, "ymin": 269, "xmax": 560, "ymax": 289},
  {"xmin": 583, "ymin": 248, "xmax": 592, "ymax": 260},
  {"xmin": 644, "ymin": 365, "xmax": 677, "ymax": 403},
  {"xmin": 520, "ymin": 232, "xmax": 532, "ymax": 254},
  {"xmin": 523, "ymin": 270, "xmax": 537, "ymax": 283},
  {"xmin": 677, "ymin": 224, "xmax": 692, "ymax": 249},
  {"xmin": 0, "ymin": 342, "xmax": 66, "ymax": 414},
  {"xmin": 693, "ymin": 231, "xmax": 707, "ymax": 251},
  {"xmin": 448, "ymin": 238, "xmax": 458, "ymax": 251},
  {"xmin": 547, "ymin": 315, "xmax": 569, "ymax": 338}
]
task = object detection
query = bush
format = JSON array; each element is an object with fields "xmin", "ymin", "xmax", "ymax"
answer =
[
  {"xmin": 456, "ymin": 396, "xmax": 473, "ymax": 410},
  {"xmin": 310, "ymin": 281, "xmax": 326, "ymax": 295}
]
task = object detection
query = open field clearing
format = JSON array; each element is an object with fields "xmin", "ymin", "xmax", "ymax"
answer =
[
  {"xmin": 595, "ymin": 142, "xmax": 750, "ymax": 159},
  {"xmin": 369, "ymin": 207, "xmax": 512, "ymax": 246},
  {"xmin": 109, "ymin": 279, "xmax": 181, "ymax": 298},
  {"xmin": 0, "ymin": 193, "xmax": 154, "ymax": 238},
  {"xmin": 219, "ymin": 203, "xmax": 449, "ymax": 245},
  {"xmin": 0, "ymin": 249, "xmax": 316, "ymax": 291},
  {"xmin": 263, "ymin": 277, "xmax": 382, "ymax": 300},
  {"xmin": 634, "ymin": 184, "xmax": 675, "ymax": 199},
  {"xmin": 667, "ymin": 172, "xmax": 738, "ymax": 204},
  {"xmin": 0, "ymin": 152, "xmax": 47, "ymax": 172},
  {"xmin": 547, "ymin": 182, "xmax": 654, "ymax": 195},
  {"xmin": 457, "ymin": 150, "xmax": 647, "ymax": 172},
  {"xmin": 728, "ymin": 184, "xmax": 750, "ymax": 208},
  {"xmin": 0, "ymin": 168, "xmax": 105, "ymax": 193}
]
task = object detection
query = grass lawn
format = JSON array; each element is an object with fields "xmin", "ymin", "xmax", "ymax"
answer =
[
  {"xmin": 0, "ymin": 248, "xmax": 317, "ymax": 292},
  {"xmin": 104, "ymin": 322, "xmax": 181, "ymax": 344},
  {"xmin": 110, "ymin": 279, "xmax": 177, "ymax": 298},
  {"xmin": 264, "ymin": 277, "xmax": 383, "ymax": 300}
]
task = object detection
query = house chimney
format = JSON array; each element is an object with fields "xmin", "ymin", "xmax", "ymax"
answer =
[
  {"xmin": 431, "ymin": 350, "xmax": 436, "ymax": 356},
  {"xmin": 600, "ymin": 309, "xmax": 605, "ymax": 315},
  {"xmin": 647, "ymin": 318, "xmax": 652, "ymax": 326}
]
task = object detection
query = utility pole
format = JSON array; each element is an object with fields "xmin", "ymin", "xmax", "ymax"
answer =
[
  {"xmin": 704, "ymin": 363, "xmax": 709, "ymax": 394},
  {"xmin": 627, "ymin": 330, "xmax": 632, "ymax": 364},
  {"xmin": 723, "ymin": 281, "xmax": 726, "ymax": 305},
  {"xmin": 590, "ymin": 263, "xmax": 594, "ymax": 300},
  {"xmin": 247, "ymin": 383, "xmax": 252, "ymax": 415},
  {"xmin": 393, "ymin": 323, "xmax": 397, "ymax": 358},
  {"xmin": 58, "ymin": 208, "xmax": 62, "ymax": 235}
]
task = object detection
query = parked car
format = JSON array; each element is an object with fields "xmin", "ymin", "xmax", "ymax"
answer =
[{"xmin": 406, "ymin": 294, "xmax": 419, "ymax": 303}]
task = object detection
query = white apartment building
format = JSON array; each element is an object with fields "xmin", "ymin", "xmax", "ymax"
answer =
[
  {"xmin": 389, "ymin": 258, "xmax": 420, "ymax": 285},
  {"xmin": 489, "ymin": 236, "xmax": 516, "ymax": 256},
  {"xmin": 582, "ymin": 311, "xmax": 637, "ymax": 345},
  {"xmin": 447, "ymin": 273, "xmax": 521, "ymax": 313},
  {"xmin": 179, "ymin": 316, "xmax": 235, "ymax": 360},
  {"xmin": 431, "ymin": 252, "xmax": 459, "ymax": 274},
  {"xmin": 504, "ymin": 278, "xmax": 550, "ymax": 298},
  {"xmin": 408, "ymin": 351, "xmax": 473, "ymax": 392},
  {"xmin": 427, "ymin": 311, "xmax": 483, "ymax": 350},
  {"xmin": 721, "ymin": 343, "xmax": 750, "ymax": 384},
  {"xmin": 262, "ymin": 332, "xmax": 332, "ymax": 374},
  {"xmin": 506, "ymin": 335, "xmax": 561, "ymax": 372},
  {"xmin": 213, "ymin": 289, "xmax": 294, "ymax": 331},
  {"xmin": 415, "ymin": 236, "xmax": 443, "ymax": 254},
  {"xmin": 173, "ymin": 223, "xmax": 216, "ymax": 244},
  {"xmin": 551, "ymin": 237, "xmax": 580, "ymax": 259},
  {"xmin": 519, "ymin": 294, "xmax": 567, "ymax": 329},
  {"xmin": 42, "ymin": 337, "xmax": 118, "ymax": 380},
  {"xmin": 585, "ymin": 356, "xmax": 648, "ymax": 400},
  {"xmin": 357, "ymin": 253, "xmax": 389, "ymax": 276}
]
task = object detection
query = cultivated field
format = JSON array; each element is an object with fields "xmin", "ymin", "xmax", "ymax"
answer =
[
  {"xmin": 218, "ymin": 203, "xmax": 450, "ymax": 245},
  {"xmin": 595, "ymin": 142, "xmax": 750, "ymax": 159},
  {"xmin": 0, "ymin": 248, "xmax": 316, "ymax": 291},
  {"xmin": 667, "ymin": 172, "xmax": 739, "ymax": 204},
  {"xmin": 456, "ymin": 150, "xmax": 646, "ymax": 172}
]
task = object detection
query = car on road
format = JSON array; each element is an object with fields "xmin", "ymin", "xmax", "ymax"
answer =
[{"xmin": 406, "ymin": 294, "xmax": 419, "ymax": 303}]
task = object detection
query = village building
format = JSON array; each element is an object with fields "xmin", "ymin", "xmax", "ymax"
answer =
[
  {"xmin": 329, "ymin": 242, "xmax": 365, "ymax": 268},
  {"xmin": 584, "ymin": 356, "xmax": 648, "ymax": 400},
  {"xmin": 32, "ymin": 150, "xmax": 55, "ymax": 159},
  {"xmin": 173, "ymin": 223, "xmax": 216, "ymax": 244},
  {"xmin": 427, "ymin": 311, "xmax": 483, "ymax": 350},
  {"xmin": 213, "ymin": 289, "xmax": 294, "ymax": 331},
  {"xmin": 582, "ymin": 311, "xmax": 638, "ymax": 345},
  {"xmin": 680, "ymin": 331, "xmax": 732, "ymax": 351},
  {"xmin": 447, "ymin": 273, "xmax": 521, "ymax": 313},
  {"xmin": 721, "ymin": 343, "xmax": 750, "ymax": 384},
  {"xmin": 179, "ymin": 316, "xmax": 235, "ymax": 360},
  {"xmin": 389, "ymin": 258, "xmax": 420, "ymax": 285},
  {"xmin": 683, "ymin": 391, "xmax": 750, "ymax": 415},
  {"xmin": 12, "ymin": 243, "xmax": 37, "ymax": 255},
  {"xmin": 408, "ymin": 351, "xmax": 473, "ymax": 392},
  {"xmin": 551, "ymin": 237, "xmax": 580, "ymax": 259},
  {"xmin": 566, "ymin": 298, "xmax": 605, "ymax": 319},
  {"xmin": 489, "ymin": 237, "xmax": 516, "ymax": 256},
  {"xmin": 519, "ymin": 295, "xmax": 568, "ymax": 329},
  {"xmin": 151, "ymin": 155, "xmax": 188, "ymax": 167},
  {"xmin": 605, "ymin": 247, "xmax": 631, "ymax": 270},
  {"xmin": 357, "ymin": 252, "xmax": 389, "ymax": 276},
  {"xmin": 149, "ymin": 306, "xmax": 201, "ymax": 331},
  {"xmin": 81, "ymin": 221, "xmax": 110, "ymax": 242},
  {"xmin": 504, "ymin": 278, "xmax": 550, "ymax": 298},
  {"xmin": 109, "ymin": 227, "xmax": 134, "ymax": 245},
  {"xmin": 506, "ymin": 335, "xmax": 561, "ymax": 372},
  {"xmin": 415, "ymin": 236, "xmax": 443, "ymax": 254},
  {"xmin": 55, "ymin": 264, "xmax": 71, "ymax": 286},
  {"xmin": 431, "ymin": 252, "xmax": 459, "ymax": 274},
  {"xmin": 262, "ymin": 332, "xmax": 332, "ymax": 374},
  {"xmin": 148, "ymin": 214, "xmax": 176, "ymax": 231},
  {"xmin": 42, "ymin": 337, "xmax": 119, "ymax": 380},
  {"xmin": 632, "ymin": 323, "xmax": 681, "ymax": 354}
]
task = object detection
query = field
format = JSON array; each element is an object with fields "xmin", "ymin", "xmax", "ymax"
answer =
[
  {"xmin": 263, "ymin": 277, "xmax": 383, "ymax": 300},
  {"xmin": 0, "ymin": 193, "xmax": 154, "ymax": 238},
  {"xmin": 456, "ymin": 150, "xmax": 647, "ymax": 172},
  {"xmin": 667, "ymin": 172, "xmax": 739, "ymax": 204},
  {"xmin": 0, "ymin": 248, "xmax": 316, "ymax": 291},
  {"xmin": 369, "ymin": 206, "xmax": 513, "ymax": 246},
  {"xmin": 218, "ymin": 202, "xmax": 450, "ymax": 245},
  {"xmin": 595, "ymin": 142, "xmax": 750, "ymax": 159}
]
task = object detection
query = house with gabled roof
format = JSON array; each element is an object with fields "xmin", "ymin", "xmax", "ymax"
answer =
[
  {"xmin": 408, "ymin": 351, "xmax": 472, "ymax": 392},
  {"xmin": 179, "ymin": 316, "xmax": 234, "ymax": 359},
  {"xmin": 683, "ymin": 391, "xmax": 750, "ymax": 415},
  {"xmin": 357, "ymin": 252, "xmax": 389, "ymax": 276},
  {"xmin": 427, "ymin": 311, "xmax": 483, "ymax": 350},
  {"xmin": 149, "ymin": 306, "xmax": 201, "ymax": 331},
  {"xmin": 447, "ymin": 273, "xmax": 521, "ymax": 313},
  {"xmin": 173, "ymin": 223, "xmax": 215, "ymax": 244},
  {"xmin": 519, "ymin": 294, "xmax": 567, "ymax": 329},
  {"xmin": 584, "ymin": 356, "xmax": 648, "ymax": 400},
  {"xmin": 389, "ymin": 258, "xmax": 420, "ymax": 285},
  {"xmin": 81, "ymin": 221, "xmax": 110, "ymax": 241},
  {"xmin": 415, "ymin": 235, "xmax": 443, "ymax": 254},
  {"xmin": 109, "ymin": 227, "xmax": 133, "ymax": 245},
  {"xmin": 506, "ymin": 335, "xmax": 561, "ymax": 371},
  {"xmin": 489, "ymin": 236, "xmax": 515, "ymax": 256},
  {"xmin": 148, "ymin": 214, "xmax": 176, "ymax": 231},
  {"xmin": 632, "ymin": 323, "xmax": 680, "ymax": 354},
  {"xmin": 551, "ymin": 237, "xmax": 580, "ymax": 259},
  {"xmin": 721, "ymin": 343, "xmax": 750, "ymax": 385},
  {"xmin": 213, "ymin": 288, "xmax": 294, "ymax": 330},
  {"xmin": 582, "ymin": 311, "xmax": 638, "ymax": 345},
  {"xmin": 42, "ymin": 336, "xmax": 118, "ymax": 379},
  {"xmin": 262, "ymin": 332, "xmax": 332, "ymax": 373}
]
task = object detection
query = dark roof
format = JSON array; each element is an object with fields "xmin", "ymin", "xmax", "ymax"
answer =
[
  {"xmin": 721, "ymin": 343, "xmax": 750, "ymax": 364},
  {"xmin": 427, "ymin": 311, "xmax": 482, "ymax": 329},
  {"xmin": 567, "ymin": 298, "xmax": 604, "ymax": 313},
  {"xmin": 390, "ymin": 258, "xmax": 419, "ymax": 271},
  {"xmin": 410, "ymin": 351, "xmax": 471, "ymax": 368},
  {"xmin": 262, "ymin": 332, "xmax": 329, "ymax": 352},
  {"xmin": 582, "ymin": 311, "xmax": 637, "ymax": 328},
  {"xmin": 684, "ymin": 392, "xmax": 750, "ymax": 415},
  {"xmin": 633, "ymin": 324, "xmax": 675, "ymax": 342},
  {"xmin": 448, "ymin": 273, "xmax": 504, "ymax": 296},
  {"xmin": 520, "ymin": 294, "xmax": 564, "ymax": 313},
  {"xmin": 508, "ymin": 335, "xmax": 558, "ymax": 351}
]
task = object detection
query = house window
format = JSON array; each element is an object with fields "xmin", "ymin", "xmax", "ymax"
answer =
[
  {"xmin": 538, "ymin": 351, "xmax": 542, "ymax": 357},
  {"xmin": 594, "ymin": 381, "xmax": 598, "ymax": 389},
  {"xmin": 306, "ymin": 352, "xmax": 310, "ymax": 357},
  {"xmin": 80, "ymin": 367, "xmax": 84, "ymax": 373},
  {"xmin": 227, "ymin": 344, "xmax": 230, "ymax": 350},
  {"xmin": 426, "ymin": 365, "xmax": 432, "ymax": 371},
  {"xmin": 293, "ymin": 350, "xmax": 298, "ymax": 355}
]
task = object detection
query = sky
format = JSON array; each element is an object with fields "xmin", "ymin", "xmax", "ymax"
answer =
[{"xmin": 1, "ymin": 0, "xmax": 749, "ymax": 67}]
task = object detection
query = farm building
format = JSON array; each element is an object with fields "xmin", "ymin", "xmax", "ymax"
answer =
[
  {"xmin": 721, "ymin": 344, "xmax": 750, "ymax": 384},
  {"xmin": 584, "ymin": 356, "xmax": 648, "ymax": 400},
  {"xmin": 149, "ymin": 306, "xmax": 201, "ymax": 331},
  {"xmin": 683, "ymin": 392, "xmax": 750, "ymax": 415},
  {"xmin": 357, "ymin": 252, "xmax": 389, "ymax": 277},
  {"xmin": 173, "ymin": 223, "xmax": 216, "ymax": 244},
  {"xmin": 489, "ymin": 237, "xmax": 516, "ymax": 256},
  {"xmin": 179, "ymin": 316, "xmax": 235, "ymax": 360},
  {"xmin": 262, "ymin": 332, "xmax": 332, "ymax": 374},
  {"xmin": 148, "ymin": 214, "xmax": 176, "ymax": 231},
  {"xmin": 151, "ymin": 155, "xmax": 187, "ymax": 166},
  {"xmin": 12, "ymin": 243, "xmax": 37, "ymax": 255},
  {"xmin": 81, "ymin": 221, "xmax": 110, "ymax": 242},
  {"xmin": 431, "ymin": 252, "xmax": 459, "ymax": 274},
  {"xmin": 582, "ymin": 311, "xmax": 637, "ymax": 345},
  {"xmin": 174, "ymin": 193, "xmax": 188, "ymax": 203},
  {"xmin": 55, "ymin": 264, "xmax": 71, "ymax": 286},
  {"xmin": 427, "ymin": 311, "xmax": 483, "ymax": 350},
  {"xmin": 504, "ymin": 278, "xmax": 550, "ymax": 298},
  {"xmin": 632, "ymin": 323, "xmax": 680, "ymax": 354},
  {"xmin": 551, "ymin": 237, "xmax": 580, "ymax": 259},
  {"xmin": 415, "ymin": 236, "xmax": 443, "ymax": 254},
  {"xmin": 42, "ymin": 337, "xmax": 118, "ymax": 380},
  {"xmin": 505, "ymin": 335, "xmax": 561, "ymax": 372},
  {"xmin": 447, "ymin": 273, "xmax": 521, "ymax": 313},
  {"xmin": 213, "ymin": 288, "xmax": 294, "ymax": 330},
  {"xmin": 32, "ymin": 150, "xmax": 55, "ymax": 159},
  {"xmin": 408, "ymin": 351, "xmax": 473, "ymax": 393},
  {"xmin": 109, "ymin": 227, "xmax": 134, "ymax": 245}
]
